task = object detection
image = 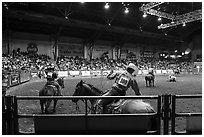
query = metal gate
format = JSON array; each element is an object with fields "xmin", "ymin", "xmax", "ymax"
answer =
[{"xmin": 2, "ymin": 94, "xmax": 202, "ymax": 135}]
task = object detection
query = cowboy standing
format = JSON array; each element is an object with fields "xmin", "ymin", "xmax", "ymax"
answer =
[{"xmin": 97, "ymin": 63, "xmax": 141, "ymax": 113}]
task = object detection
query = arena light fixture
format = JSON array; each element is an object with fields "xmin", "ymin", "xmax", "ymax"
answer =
[
  {"xmin": 65, "ymin": 16, "xmax": 69, "ymax": 20},
  {"xmin": 140, "ymin": 3, "xmax": 202, "ymax": 29},
  {"xmin": 185, "ymin": 51, "xmax": 190, "ymax": 54},
  {"xmin": 182, "ymin": 22, "xmax": 186, "ymax": 27},
  {"xmin": 158, "ymin": 9, "xmax": 202, "ymax": 29},
  {"xmin": 171, "ymin": 20, "xmax": 174, "ymax": 24},
  {"xmin": 185, "ymin": 48, "xmax": 191, "ymax": 54},
  {"xmin": 143, "ymin": 13, "xmax": 147, "ymax": 18},
  {"xmin": 104, "ymin": 2, "xmax": 110, "ymax": 9},
  {"xmin": 124, "ymin": 7, "xmax": 129, "ymax": 14},
  {"xmin": 3, "ymin": 2, "xmax": 9, "ymax": 10},
  {"xmin": 139, "ymin": 2, "xmax": 164, "ymax": 11}
]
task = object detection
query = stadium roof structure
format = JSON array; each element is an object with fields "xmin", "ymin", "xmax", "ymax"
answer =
[{"xmin": 2, "ymin": 2, "xmax": 202, "ymax": 47}]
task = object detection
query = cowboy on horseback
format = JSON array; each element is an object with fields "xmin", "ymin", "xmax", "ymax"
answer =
[
  {"xmin": 145, "ymin": 68, "xmax": 155, "ymax": 87},
  {"xmin": 96, "ymin": 63, "xmax": 141, "ymax": 113},
  {"xmin": 44, "ymin": 66, "xmax": 62, "ymax": 96},
  {"xmin": 148, "ymin": 68, "xmax": 155, "ymax": 78}
]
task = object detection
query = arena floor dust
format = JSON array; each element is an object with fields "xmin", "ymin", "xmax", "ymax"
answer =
[{"xmin": 6, "ymin": 74, "xmax": 202, "ymax": 133}]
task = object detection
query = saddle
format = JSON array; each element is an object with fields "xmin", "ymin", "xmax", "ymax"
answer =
[
  {"xmin": 44, "ymin": 84, "xmax": 59, "ymax": 94},
  {"xmin": 46, "ymin": 84, "xmax": 57, "ymax": 89}
]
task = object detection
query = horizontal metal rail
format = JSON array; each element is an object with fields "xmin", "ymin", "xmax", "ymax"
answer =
[
  {"xmin": 175, "ymin": 113, "xmax": 202, "ymax": 117},
  {"xmin": 18, "ymin": 113, "xmax": 159, "ymax": 118},
  {"xmin": 16, "ymin": 95, "xmax": 159, "ymax": 100},
  {"xmin": 174, "ymin": 94, "xmax": 202, "ymax": 99}
]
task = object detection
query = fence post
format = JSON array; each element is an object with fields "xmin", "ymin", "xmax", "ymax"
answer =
[
  {"xmin": 5, "ymin": 95, "xmax": 14, "ymax": 134},
  {"xmin": 171, "ymin": 95, "xmax": 176, "ymax": 135},
  {"xmin": 156, "ymin": 95, "xmax": 162, "ymax": 135},
  {"xmin": 13, "ymin": 96, "xmax": 19, "ymax": 134},
  {"xmin": 162, "ymin": 94, "xmax": 171, "ymax": 135},
  {"xmin": 2, "ymin": 96, "xmax": 6, "ymax": 135}
]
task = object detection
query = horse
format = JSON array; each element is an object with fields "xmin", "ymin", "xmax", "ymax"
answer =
[
  {"xmin": 39, "ymin": 77, "xmax": 65, "ymax": 113},
  {"xmin": 145, "ymin": 74, "xmax": 155, "ymax": 87},
  {"xmin": 72, "ymin": 80, "xmax": 155, "ymax": 115}
]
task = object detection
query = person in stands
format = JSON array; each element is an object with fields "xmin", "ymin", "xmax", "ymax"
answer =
[
  {"xmin": 96, "ymin": 63, "xmax": 141, "ymax": 113},
  {"xmin": 44, "ymin": 66, "xmax": 62, "ymax": 96}
]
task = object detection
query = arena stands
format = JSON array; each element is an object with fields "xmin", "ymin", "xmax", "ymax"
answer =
[{"xmin": 2, "ymin": 53, "xmax": 198, "ymax": 75}]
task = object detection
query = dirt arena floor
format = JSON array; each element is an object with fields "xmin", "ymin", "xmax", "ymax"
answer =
[{"xmin": 6, "ymin": 74, "xmax": 202, "ymax": 133}]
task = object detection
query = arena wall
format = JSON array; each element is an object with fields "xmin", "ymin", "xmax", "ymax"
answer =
[
  {"xmin": 5, "ymin": 32, "xmax": 53, "ymax": 57},
  {"xmin": 191, "ymin": 34, "xmax": 202, "ymax": 61},
  {"xmin": 179, "ymin": 33, "xmax": 202, "ymax": 61},
  {"xmin": 2, "ymin": 32, "xmax": 7, "ymax": 54},
  {"xmin": 3, "ymin": 31, "xmax": 195, "ymax": 60}
]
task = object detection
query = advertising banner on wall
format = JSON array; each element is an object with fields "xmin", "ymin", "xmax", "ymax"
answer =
[
  {"xmin": 92, "ymin": 46, "xmax": 111, "ymax": 59},
  {"xmin": 10, "ymin": 73, "xmax": 20, "ymax": 86},
  {"xmin": 58, "ymin": 44, "xmax": 84, "ymax": 57},
  {"xmin": 120, "ymin": 49, "xmax": 128, "ymax": 59},
  {"xmin": 142, "ymin": 51, "xmax": 154, "ymax": 58}
]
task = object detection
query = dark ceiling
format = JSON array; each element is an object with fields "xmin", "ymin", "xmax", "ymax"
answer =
[{"xmin": 2, "ymin": 2, "xmax": 202, "ymax": 47}]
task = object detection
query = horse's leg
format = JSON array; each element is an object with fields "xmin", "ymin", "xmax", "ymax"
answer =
[
  {"xmin": 53, "ymin": 99, "xmax": 58, "ymax": 112},
  {"xmin": 152, "ymin": 79, "xmax": 154, "ymax": 87},
  {"xmin": 149, "ymin": 80, "xmax": 151, "ymax": 87},
  {"xmin": 145, "ymin": 79, "xmax": 148, "ymax": 87},
  {"xmin": 40, "ymin": 99, "xmax": 44, "ymax": 113},
  {"xmin": 45, "ymin": 100, "xmax": 51, "ymax": 113}
]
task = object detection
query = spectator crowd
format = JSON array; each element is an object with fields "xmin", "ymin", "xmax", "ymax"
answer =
[
  {"xmin": 57, "ymin": 55, "xmax": 193, "ymax": 72},
  {"xmin": 2, "ymin": 52, "xmax": 195, "ymax": 73},
  {"xmin": 2, "ymin": 52, "xmax": 54, "ymax": 73}
]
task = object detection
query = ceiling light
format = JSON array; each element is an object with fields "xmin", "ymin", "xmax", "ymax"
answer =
[
  {"xmin": 143, "ymin": 13, "xmax": 147, "ymax": 18},
  {"xmin": 104, "ymin": 3, "xmax": 109, "ymax": 9},
  {"xmin": 171, "ymin": 20, "xmax": 174, "ymax": 24},
  {"xmin": 65, "ymin": 16, "xmax": 69, "ymax": 20},
  {"xmin": 182, "ymin": 22, "xmax": 186, "ymax": 27},
  {"xmin": 124, "ymin": 7, "xmax": 129, "ymax": 14},
  {"xmin": 139, "ymin": 27, "xmax": 143, "ymax": 31},
  {"xmin": 4, "ymin": 3, "xmax": 8, "ymax": 10}
]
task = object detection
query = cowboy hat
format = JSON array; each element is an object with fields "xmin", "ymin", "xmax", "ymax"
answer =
[{"xmin": 127, "ymin": 63, "xmax": 139, "ymax": 75}]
